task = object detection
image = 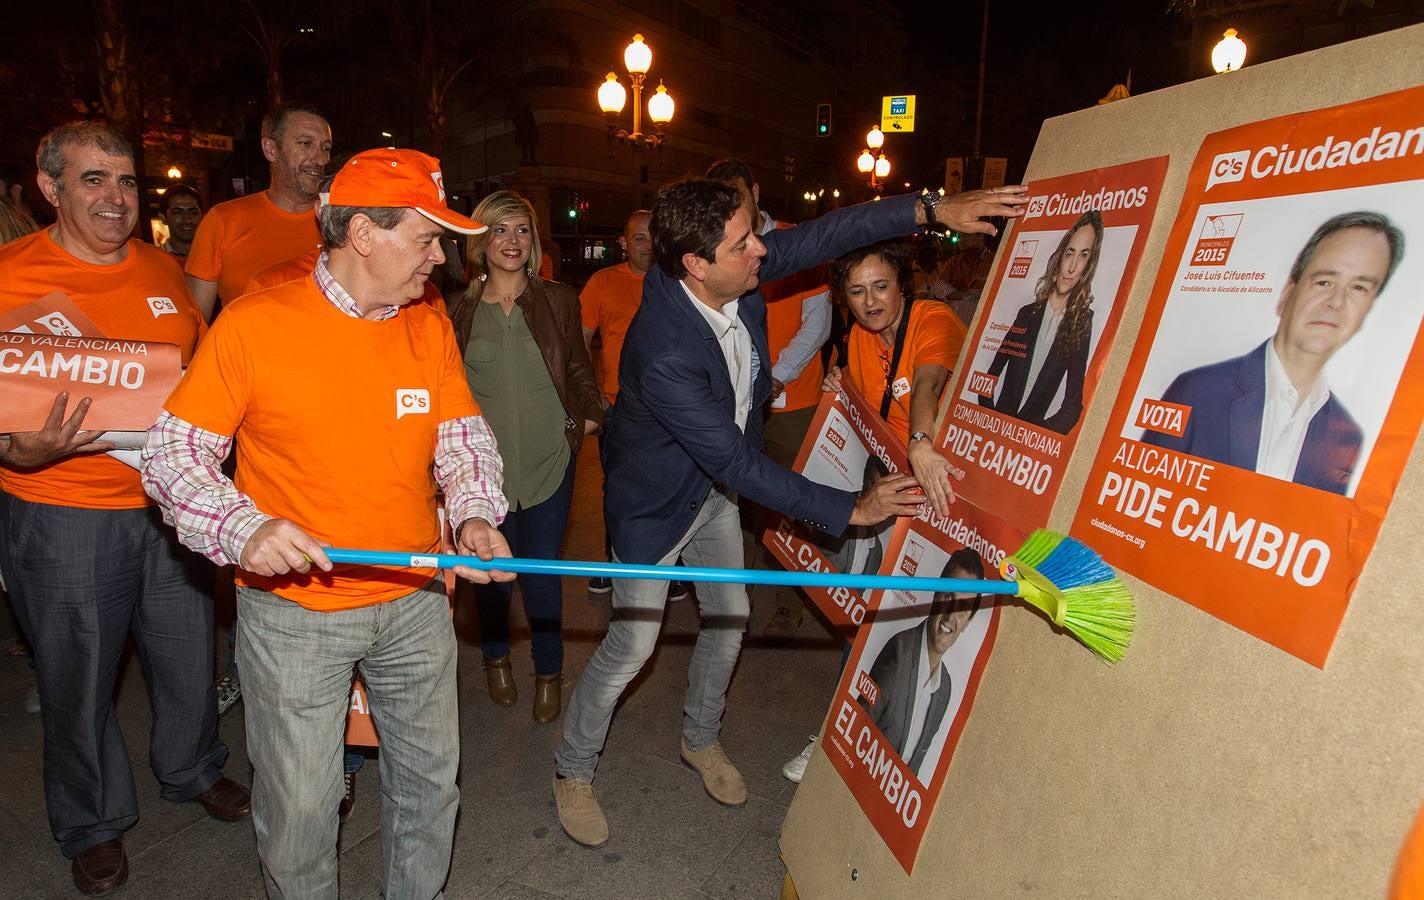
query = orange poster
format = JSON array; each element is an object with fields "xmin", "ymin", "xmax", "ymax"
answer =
[
  {"xmin": 1071, "ymin": 85, "xmax": 1424, "ymax": 667},
  {"xmin": 0, "ymin": 332, "xmax": 183, "ymax": 432},
  {"xmin": 823, "ymin": 504, "xmax": 1017, "ymax": 874},
  {"xmin": 938, "ymin": 158, "xmax": 1168, "ymax": 532},
  {"xmin": 762, "ymin": 381, "xmax": 909, "ymax": 633}
]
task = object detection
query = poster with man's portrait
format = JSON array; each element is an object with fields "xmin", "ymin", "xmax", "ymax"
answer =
[
  {"xmin": 939, "ymin": 158, "xmax": 1168, "ymax": 534},
  {"xmin": 1073, "ymin": 84, "xmax": 1424, "ymax": 666}
]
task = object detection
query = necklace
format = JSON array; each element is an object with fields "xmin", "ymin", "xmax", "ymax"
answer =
[{"xmin": 483, "ymin": 274, "xmax": 528, "ymax": 306}]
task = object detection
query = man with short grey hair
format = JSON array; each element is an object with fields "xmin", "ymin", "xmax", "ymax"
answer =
[
  {"xmin": 143, "ymin": 146, "xmax": 513, "ymax": 899},
  {"xmin": 0, "ymin": 120, "xmax": 247, "ymax": 896}
]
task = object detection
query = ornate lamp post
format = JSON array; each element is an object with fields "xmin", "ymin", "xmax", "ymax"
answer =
[
  {"xmin": 597, "ymin": 33, "xmax": 676, "ymax": 207},
  {"xmin": 856, "ymin": 126, "xmax": 890, "ymax": 193}
]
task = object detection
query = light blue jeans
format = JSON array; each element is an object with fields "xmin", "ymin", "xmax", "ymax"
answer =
[
  {"xmin": 556, "ymin": 489, "xmax": 750, "ymax": 780},
  {"xmin": 237, "ymin": 582, "xmax": 458, "ymax": 900}
]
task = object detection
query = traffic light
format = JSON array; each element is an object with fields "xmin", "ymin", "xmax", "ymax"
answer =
[{"xmin": 816, "ymin": 103, "xmax": 832, "ymax": 137}]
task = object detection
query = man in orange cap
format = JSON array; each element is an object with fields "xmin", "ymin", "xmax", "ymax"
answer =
[{"xmin": 142, "ymin": 147, "xmax": 514, "ymax": 899}]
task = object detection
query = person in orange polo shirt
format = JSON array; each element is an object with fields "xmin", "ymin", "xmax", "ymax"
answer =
[
  {"xmin": 706, "ymin": 158, "xmax": 832, "ymax": 641},
  {"xmin": 0, "ymin": 122, "xmax": 248, "ymax": 897},
  {"xmin": 184, "ymin": 102, "xmax": 331, "ymax": 319},
  {"xmin": 142, "ymin": 148, "xmax": 513, "ymax": 899}
]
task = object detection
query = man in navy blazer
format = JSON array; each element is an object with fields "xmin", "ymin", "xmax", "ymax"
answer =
[
  {"xmin": 551, "ymin": 178, "xmax": 1027, "ymax": 848},
  {"xmin": 1142, "ymin": 211, "xmax": 1403, "ymax": 496}
]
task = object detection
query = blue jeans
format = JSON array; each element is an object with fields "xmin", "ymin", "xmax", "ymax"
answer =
[
  {"xmin": 0, "ymin": 493, "xmax": 226, "ymax": 857},
  {"xmin": 475, "ymin": 458, "xmax": 574, "ymax": 676},
  {"xmin": 556, "ymin": 489, "xmax": 749, "ymax": 780},
  {"xmin": 238, "ymin": 582, "xmax": 458, "ymax": 900}
]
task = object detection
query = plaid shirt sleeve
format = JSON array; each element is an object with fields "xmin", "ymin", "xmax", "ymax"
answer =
[
  {"xmin": 140, "ymin": 410, "xmax": 271, "ymax": 566},
  {"xmin": 434, "ymin": 415, "xmax": 507, "ymax": 534}
]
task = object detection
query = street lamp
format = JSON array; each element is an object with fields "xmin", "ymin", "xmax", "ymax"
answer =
[
  {"xmin": 597, "ymin": 33, "xmax": 676, "ymax": 207},
  {"xmin": 597, "ymin": 34, "xmax": 675, "ymax": 150},
  {"xmin": 1212, "ymin": 28, "xmax": 1247, "ymax": 74},
  {"xmin": 166, "ymin": 165, "xmax": 182, "ymax": 180},
  {"xmin": 856, "ymin": 126, "xmax": 890, "ymax": 191}
]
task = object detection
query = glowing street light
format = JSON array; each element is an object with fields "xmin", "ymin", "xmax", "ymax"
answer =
[
  {"xmin": 866, "ymin": 126, "xmax": 885, "ymax": 150},
  {"xmin": 166, "ymin": 165, "xmax": 182, "ymax": 180},
  {"xmin": 1212, "ymin": 28, "xmax": 1247, "ymax": 73},
  {"xmin": 597, "ymin": 34, "xmax": 675, "ymax": 149}
]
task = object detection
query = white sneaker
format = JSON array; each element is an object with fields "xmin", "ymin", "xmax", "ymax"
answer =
[{"xmin": 781, "ymin": 735, "xmax": 817, "ymax": 784}]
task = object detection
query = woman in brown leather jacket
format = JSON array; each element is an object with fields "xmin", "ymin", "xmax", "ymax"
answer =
[{"xmin": 448, "ymin": 191, "xmax": 603, "ymax": 723}]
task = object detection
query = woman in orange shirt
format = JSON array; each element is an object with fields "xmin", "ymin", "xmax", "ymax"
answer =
[{"xmin": 823, "ymin": 239, "xmax": 965, "ymax": 516}]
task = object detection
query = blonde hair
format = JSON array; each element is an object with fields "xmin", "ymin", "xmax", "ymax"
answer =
[
  {"xmin": 0, "ymin": 199, "xmax": 38, "ymax": 246},
  {"xmin": 463, "ymin": 190, "xmax": 541, "ymax": 301}
]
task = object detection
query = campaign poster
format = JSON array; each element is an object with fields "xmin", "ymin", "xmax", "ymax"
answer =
[
  {"xmin": 1072, "ymin": 85, "xmax": 1424, "ymax": 666},
  {"xmin": 763, "ymin": 381, "xmax": 908, "ymax": 633},
  {"xmin": 821, "ymin": 507, "xmax": 1013, "ymax": 874},
  {"xmin": 0, "ymin": 332, "xmax": 183, "ymax": 432},
  {"xmin": 939, "ymin": 158, "xmax": 1168, "ymax": 533}
]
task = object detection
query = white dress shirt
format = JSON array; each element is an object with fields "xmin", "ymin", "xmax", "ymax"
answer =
[
  {"xmin": 1024, "ymin": 300, "xmax": 1065, "ymax": 398},
  {"xmin": 1256, "ymin": 341, "xmax": 1331, "ymax": 482},
  {"xmin": 681, "ymin": 281, "xmax": 753, "ymax": 431}
]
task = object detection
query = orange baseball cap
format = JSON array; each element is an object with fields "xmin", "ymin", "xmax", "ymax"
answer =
[{"xmin": 325, "ymin": 148, "xmax": 486, "ymax": 235}]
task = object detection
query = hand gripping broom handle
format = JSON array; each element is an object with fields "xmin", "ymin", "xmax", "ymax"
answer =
[{"xmin": 323, "ymin": 547, "xmax": 1034, "ymax": 600}]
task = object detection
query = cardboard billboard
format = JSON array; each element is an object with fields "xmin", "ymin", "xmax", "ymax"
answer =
[
  {"xmin": 939, "ymin": 158, "xmax": 1168, "ymax": 534},
  {"xmin": 1072, "ymin": 84, "xmax": 1424, "ymax": 666}
]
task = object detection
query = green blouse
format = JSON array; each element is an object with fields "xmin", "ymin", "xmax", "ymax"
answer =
[{"xmin": 464, "ymin": 299, "xmax": 571, "ymax": 510}]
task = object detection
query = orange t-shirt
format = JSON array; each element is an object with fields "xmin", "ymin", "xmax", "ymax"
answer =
[
  {"xmin": 185, "ymin": 192, "xmax": 321, "ymax": 303},
  {"xmin": 847, "ymin": 300, "xmax": 965, "ymax": 438},
  {"xmin": 163, "ymin": 278, "xmax": 480, "ymax": 611},
  {"xmin": 244, "ymin": 246, "xmax": 321, "ymax": 294},
  {"xmin": 0, "ymin": 231, "xmax": 205, "ymax": 509},
  {"xmin": 579, "ymin": 262, "xmax": 644, "ymax": 403},
  {"xmin": 764, "ymin": 255, "xmax": 828, "ymax": 413}
]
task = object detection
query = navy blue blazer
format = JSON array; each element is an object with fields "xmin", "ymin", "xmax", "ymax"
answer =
[
  {"xmin": 603, "ymin": 193, "xmax": 919, "ymax": 564},
  {"xmin": 1141, "ymin": 340, "xmax": 1362, "ymax": 495}
]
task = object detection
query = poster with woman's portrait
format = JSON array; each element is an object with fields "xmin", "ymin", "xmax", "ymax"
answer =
[{"xmin": 937, "ymin": 158, "xmax": 1168, "ymax": 533}]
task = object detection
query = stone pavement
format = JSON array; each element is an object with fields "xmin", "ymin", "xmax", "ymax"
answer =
[{"xmin": 0, "ymin": 442, "xmax": 844, "ymax": 898}]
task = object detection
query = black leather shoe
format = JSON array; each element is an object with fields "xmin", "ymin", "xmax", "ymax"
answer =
[
  {"xmin": 71, "ymin": 839, "xmax": 128, "ymax": 895},
  {"xmin": 193, "ymin": 775, "xmax": 252, "ymax": 821}
]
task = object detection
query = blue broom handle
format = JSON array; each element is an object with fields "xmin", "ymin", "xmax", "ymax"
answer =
[{"xmin": 323, "ymin": 548, "xmax": 1022, "ymax": 597}]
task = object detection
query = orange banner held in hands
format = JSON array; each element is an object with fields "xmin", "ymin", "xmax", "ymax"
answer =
[{"xmin": 0, "ymin": 332, "xmax": 183, "ymax": 433}]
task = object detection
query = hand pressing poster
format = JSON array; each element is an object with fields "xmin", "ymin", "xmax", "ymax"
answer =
[
  {"xmin": 1072, "ymin": 84, "xmax": 1424, "ymax": 666},
  {"xmin": 763, "ymin": 381, "xmax": 908, "ymax": 633},
  {"xmin": 939, "ymin": 157, "xmax": 1168, "ymax": 533}
]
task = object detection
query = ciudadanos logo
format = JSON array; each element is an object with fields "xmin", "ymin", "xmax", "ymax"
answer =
[{"xmin": 1206, "ymin": 122, "xmax": 1424, "ymax": 190}]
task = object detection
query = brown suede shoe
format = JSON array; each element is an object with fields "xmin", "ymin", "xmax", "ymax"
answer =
[
  {"xmin": 533, "ymin": 673, "xmax": 562, "ymax": 723},
  {"xmin": 193, "ymin": 775, "xmax": 252, "ymax": 821},
  {"xmin": 71, "ymin": 839, "xmax": 128, "ymax": 895},
  {"xmin": 484, "ymin": 654, "xmax": 516, "ymax": 705}
]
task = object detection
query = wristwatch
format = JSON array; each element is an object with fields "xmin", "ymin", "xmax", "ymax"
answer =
[
  {"xmin": 919, "ymin": 189, "xmax": 944, "ymax": 233},
  {"xmin": 909, "ymin": 431, "xmax": 931, "ymax": 443}
]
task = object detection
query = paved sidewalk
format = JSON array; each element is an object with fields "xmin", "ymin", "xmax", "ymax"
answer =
[{"xmin": 0, "ymin": 443, "xmax": 843, "ymax": 898}]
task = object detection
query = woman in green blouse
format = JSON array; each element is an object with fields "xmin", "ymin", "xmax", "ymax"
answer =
[{"xmin": 448, "ymin": 191, "xmax": 604, "ymax": 723}]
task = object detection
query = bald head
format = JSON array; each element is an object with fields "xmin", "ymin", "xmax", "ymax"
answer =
[{"xmin": 621, "ymin": 209, "xmax": 654, "ymax": 275}]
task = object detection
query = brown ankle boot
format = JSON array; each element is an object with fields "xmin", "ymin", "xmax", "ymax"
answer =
[
  {"xmin": 533, "ymin": 673, "xmax": 562, "ymax": 723},
  {"xmin": 484, "ymin": 655, "xmax": 516, "ymax": 706}
]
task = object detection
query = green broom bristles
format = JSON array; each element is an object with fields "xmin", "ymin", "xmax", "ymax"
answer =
[{"xmin": 1003, "ymin": 529, "xmax": 1135, "ymax": 664}]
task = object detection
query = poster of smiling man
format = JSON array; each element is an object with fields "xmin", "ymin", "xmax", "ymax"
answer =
[{"xmin": 1073, "ymin": 85, "xmax": 1424, "ymax": 666}]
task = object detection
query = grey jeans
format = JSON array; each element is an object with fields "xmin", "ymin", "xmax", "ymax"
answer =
[
  {"xmin": 237, "ymin": 582, "xmax": 458, "ymax": 900},
  {"xmin": 556, "ymin": 489, "xmax": 750, "ymax": 779}
]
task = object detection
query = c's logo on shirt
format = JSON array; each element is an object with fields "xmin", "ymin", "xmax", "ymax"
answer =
[
  {"xmin": 147, "ymin": 297, "xmax": 178, "ymax": 318},
  {"xmin": 396, "ymin": 388, "xmax": 430, "ymax": 419},
  {"xmin": 890, "ymin": 376, "xmax": 912, "ymax": 400}
]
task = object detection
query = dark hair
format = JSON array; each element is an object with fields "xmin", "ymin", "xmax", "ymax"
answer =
[
  {"xmin": 1032, "ymin": 210, "xmax": 1103, "ymax": 350},
  {"xmin": 650, "ymin": 178, "xmax": 743, "ymax": 279},
  {"xmin": 316, "ymin": 175, "xmax": 406, "ymax": 248},
  {"xmin": 830, "ymin": 239, "xmax": 915, "ymax": 304},
  {"xmin": 936, "ymin": 548, "xmax": 987, "ymax": 616},
  {"xmin": 1289, "ymin": 210, "xmax": 1405, "ymax": 292},
  {"xmin": 704, "ymin": 157, "xmax": 756, "ymax": 193},
  {"xmin": 261, "ymin": 101, "xmax": 327, "ymax": 143},
  {"xmin": 36, "ymin": 122, "xmax": 133, "ymax": 182},
  {"xmin": 161, "ymin": 184, "xmax": 201, "ymax": 214}
]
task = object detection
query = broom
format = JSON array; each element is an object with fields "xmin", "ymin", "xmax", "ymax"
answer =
[{"xmin": 321, "ymin": 528, "xmax": 1133, "ymax": 663}]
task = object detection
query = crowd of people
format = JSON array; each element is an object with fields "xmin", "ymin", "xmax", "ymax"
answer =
[{"xmin": 0, "ymin": 104, "xmax": 1028, "ymax": 897}]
